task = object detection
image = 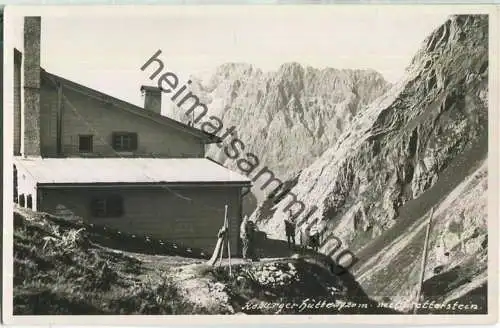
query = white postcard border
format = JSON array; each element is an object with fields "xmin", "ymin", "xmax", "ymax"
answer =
[{"xmin": 2, "ymin": 4, "xmax": 499, "ymax": 325}]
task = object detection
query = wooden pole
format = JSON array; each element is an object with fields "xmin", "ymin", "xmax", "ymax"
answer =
[
  {"xmin": 218, "ymin": 207, "xmax": 226, "ymax": 267},
  {"xmin": 218, "ymin": 236, "xmax": 225, "ymax": 267},
  {"xmin": 413, "ymin": 206, "xmax": 434, "ymax": 314},
  {"xmin": 225, "ymin": 205, "xmax": 232, "ymax": 277}
]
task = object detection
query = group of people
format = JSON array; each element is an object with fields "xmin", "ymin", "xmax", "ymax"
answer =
[
  {"xmin": 285, "ymin": 216, "xmax": 322, "ymax": 251},
  {"xmin": 239, "ymin": 212, "xmax": 323, "ymax": 261}
]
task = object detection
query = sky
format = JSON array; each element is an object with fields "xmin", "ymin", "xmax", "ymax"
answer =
[{"xmin": 6, "ymin": 6, "xmax": 461, "ymax": 110}]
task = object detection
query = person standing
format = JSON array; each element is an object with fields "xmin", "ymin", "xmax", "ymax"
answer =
[
  {"xmin": 240, "ymin": 215, "xmax": 256, "ymax": 260},
  {"xmin": 284, "ymin": 215, "xmax": 296, "ymax": 250},
  {"xmin": 240, "ymin": 215, "xmax": 249, "ymax": 259},
  {"xmin": 308, "ymin": 224, "xmax": 320, "ymax": 252},
  {"xmin": 298, "ymin": 225, "xmax": 309, "ymax": 251}
]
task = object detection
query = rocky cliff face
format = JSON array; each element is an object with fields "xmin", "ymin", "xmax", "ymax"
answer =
[
  {"xmin": 253, "ymin": 14, "xmax": 488, "ymax": 309},
  {"xmin": 171, "ymin": 62, "xmax": 390, "ymax": 202}
]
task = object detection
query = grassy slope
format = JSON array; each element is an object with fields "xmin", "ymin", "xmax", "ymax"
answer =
[{"xmin": 13, "ymin": 207, "xmax": 207, "ymax": 315}]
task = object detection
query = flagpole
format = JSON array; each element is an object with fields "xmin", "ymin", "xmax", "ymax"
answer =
[{"xmin": 414, "ymin": 206, "xmax": 434, "ymax": 314}]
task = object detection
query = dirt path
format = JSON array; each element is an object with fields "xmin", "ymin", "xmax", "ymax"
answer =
[{"xmin": 128, "ymin": 249, "xmax": 294, "ymax": 314}]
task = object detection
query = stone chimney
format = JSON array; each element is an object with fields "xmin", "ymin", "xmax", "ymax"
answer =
[
  {"xmin": 13, "ymin": 49, "xmax": 22, "ymax": 156},
  {"xmin": 22, "ymin": 16, "xmax": 42, "ymax": 157},
  {"xmin": 140, "ymin": 85, "xmax": 162, "ymax": 115}
]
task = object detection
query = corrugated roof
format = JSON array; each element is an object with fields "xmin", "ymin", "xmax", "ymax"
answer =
[{"xmin": 14, "ymin": 158, "xmax": 251, "ymax": 185}]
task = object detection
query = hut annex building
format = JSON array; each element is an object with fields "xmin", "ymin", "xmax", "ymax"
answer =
[{"xmin": 13, "ymin": 17, "xmax": 251, "ymax": 255}]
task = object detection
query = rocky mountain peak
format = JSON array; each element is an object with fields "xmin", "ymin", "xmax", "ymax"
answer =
[
  {"xmin": 254, "ymin": 14, "xmax": 488, "ymax": 308},
  {"xmin": 171, "ymin": 60, "xmax": 391, "ymax": 202}
]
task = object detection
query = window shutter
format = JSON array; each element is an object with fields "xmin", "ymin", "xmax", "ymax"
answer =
[
  {"xmin": 111, "ymin": 132, "xmax": 119, "ymax": 150},
  {"xmin": 13, "ymin": 166, "xmax": 18, "ymax": 203},
  {"xmin": 130, "ymin": 133, "xmax": 138, "ymax": 150},
  {"xmin": 27, "ymin": 195, "xmax": 33, "ymax": 209},
  {"xmin": 78, "ymin": 135, "xmax": 93, "ymax": 153},
  {"xmin": 86, "ymin": 135, "xmax": 93, "ymax": 152}
]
